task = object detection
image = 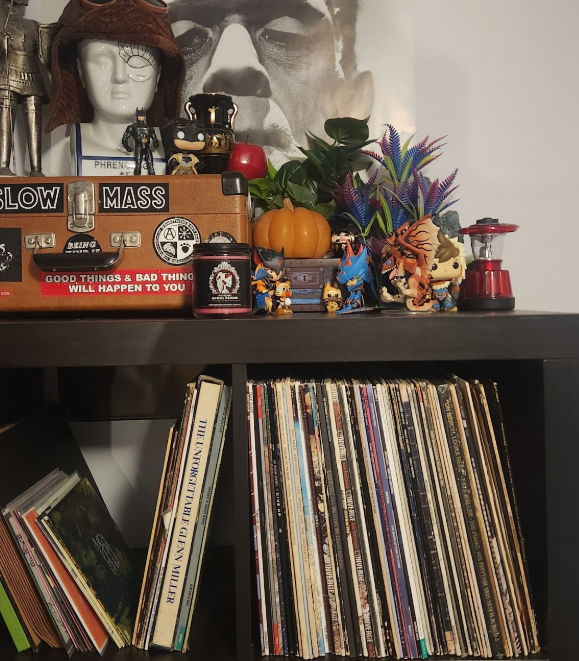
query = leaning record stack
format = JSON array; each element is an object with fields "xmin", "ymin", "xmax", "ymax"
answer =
[
  {"xmin": 133, "ymin": 375, "xmax": 232, "ymax": 652},
  {"xmin": 247, "ymin": 375, "xmax": 540, "ymax": 659}
]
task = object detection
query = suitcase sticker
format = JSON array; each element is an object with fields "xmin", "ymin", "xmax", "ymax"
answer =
[{"xmin": 0, "ymin": 229, "xmax": 22, "ymax": 283}]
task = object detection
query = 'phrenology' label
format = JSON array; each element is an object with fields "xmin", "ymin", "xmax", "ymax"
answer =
[{"xmin": 98, "ymin": 183, "xmax": 169, "ymax": 213}]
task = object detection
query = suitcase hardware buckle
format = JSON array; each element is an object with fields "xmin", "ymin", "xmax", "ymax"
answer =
[
  {"xmin": 24, "ymin": 233, "xmax": 55, "ymax": 250},
  {"xmin": 110, "ymin": 232, "xmax": 141, "ymax": 248},
  {"xmin": 67, "ymin": 181, "xmax": 95, "ymax": 232}
]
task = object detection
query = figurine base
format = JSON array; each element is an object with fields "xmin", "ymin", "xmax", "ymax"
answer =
[{"xmin": 458, "ymin": 296, "xmax": 515, "ymax": 311}]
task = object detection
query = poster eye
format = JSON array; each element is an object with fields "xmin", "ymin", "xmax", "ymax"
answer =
[
  {"xmin": 177, "ymin": 131, "xmax": 185, "ymax": 139},
  {"xmin": 198, "ymin": 132, "xmax": 205, "ymax": 141}
]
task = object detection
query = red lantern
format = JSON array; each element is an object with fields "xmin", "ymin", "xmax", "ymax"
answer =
[{"xmin": 458, "ymin": 218, "xmax": 518, "ymax": 311}]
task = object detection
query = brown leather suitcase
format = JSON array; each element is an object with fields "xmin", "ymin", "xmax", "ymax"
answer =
[{"xmin": 0, "ymin": 173, "xmax": 250, "ymax": 313}]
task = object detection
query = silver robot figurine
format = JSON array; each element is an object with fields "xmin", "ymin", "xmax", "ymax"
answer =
[{"xmin": 0, "ymin": 0, "xmax": 50, "ymax": 177}]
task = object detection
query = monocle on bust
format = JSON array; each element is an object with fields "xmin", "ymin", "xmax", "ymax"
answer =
[
  {"xmin": 76, "ymin": 40, "xmax": 162, "ymax": 150},
  {"xmin": 46, "ymin": 0, "xmax": 185, "ymax": 174}
]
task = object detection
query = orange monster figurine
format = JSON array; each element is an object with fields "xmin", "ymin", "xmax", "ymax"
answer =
[{"xmin": 380, "ymin": 214, "xmax": 440, "ymax": 312}]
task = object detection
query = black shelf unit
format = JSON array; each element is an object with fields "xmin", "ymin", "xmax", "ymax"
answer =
[{"xmin": 0, "ymin": 310, "xmax": 577, "ymax": 661}]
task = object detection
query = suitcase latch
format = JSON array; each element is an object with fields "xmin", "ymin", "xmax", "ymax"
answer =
[
  {"xmin": 25, "ymin": 233, "xmax": 55, "ymax": 250},
  {"xmin": 110, "ymin": 232, "xmax": 141, "ymax": 248},
  {"xmin": 67, "ymin": 181, "xmax": 95, "ymax": 232}
]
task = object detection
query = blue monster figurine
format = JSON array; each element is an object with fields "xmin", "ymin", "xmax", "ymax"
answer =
[{"xmin": 336, "ymin": 241, "xmax": 376, "ymax": 314}]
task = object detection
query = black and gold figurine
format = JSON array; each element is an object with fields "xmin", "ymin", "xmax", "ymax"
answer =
[
  {"xmin": 161, "ymin": 118, "xmax": 206, "ymax": 175},
  {"xmin": 122, "ymin": 109, "xmax": 159, "ymax": 176},
  {"xmin": 161, "ymin": 94, "xmax": 237, "ymax": 175},
  {"xmin": 183, "ymin": 93, "xmax": 237, "ymax": 174}
]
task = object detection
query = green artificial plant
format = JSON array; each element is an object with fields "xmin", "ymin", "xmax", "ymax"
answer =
[{"xmin": 248, "ymin": 117, "xmax": 374, "ymax": 219}]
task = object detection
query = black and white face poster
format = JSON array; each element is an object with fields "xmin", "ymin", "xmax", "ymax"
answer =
[
  {"xmin": 34, "ymin": 0, "xmax": 415, "ymax": 171},
  {"xmin": 168, "ymin": 0, "xmax": 415, "ymax": 166}
]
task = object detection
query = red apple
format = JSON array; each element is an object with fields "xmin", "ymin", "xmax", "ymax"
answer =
[{"xmin": 227, "ymin": 141, "xmax": 268, "ymax": 180}]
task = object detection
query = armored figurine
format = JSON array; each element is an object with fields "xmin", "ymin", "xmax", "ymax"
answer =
[
  {"xmin": 122, "ymin": 109, "xmax": 159, "ymax": 176},
  {"xmin": 251, "ymin": 246, "xmax": 292, "ymax": 315},
  {"xmin": 0, "ymin": 0, "xmax": 51, "ymax": 176},
  {"xmin": 336, "ymin": 241, "xmax": 376, "ymax": 314}
]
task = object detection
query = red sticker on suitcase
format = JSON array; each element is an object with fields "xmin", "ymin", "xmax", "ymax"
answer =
[{"xmin": 40, "ymin": 268, "xmax": 192, "ymax": 296}]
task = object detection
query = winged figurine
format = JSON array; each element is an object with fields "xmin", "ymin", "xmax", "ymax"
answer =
[{"xmin": 381, "ymin": 214, "xmax": 440, "ymax": 312}]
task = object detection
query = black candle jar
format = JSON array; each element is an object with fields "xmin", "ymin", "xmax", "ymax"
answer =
[{"xmin": 192, "ymin": 243, "xmax": 252, "ymax": 318}]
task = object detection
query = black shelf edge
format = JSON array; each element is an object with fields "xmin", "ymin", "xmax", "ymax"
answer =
[
  {"xmin": 260, "ymin": 655, "xmax": 550, "ymax": 661},
  {"xmin": 0, "ymin": 647, "xmax": 231, "ymax": 660},
  {"xmin": 0, "ymin": 311, "xmax": 578, "ymax": 368},
  {"xmin": 0, "ymin": 651, "xmax": 550, "ymax": 661}
]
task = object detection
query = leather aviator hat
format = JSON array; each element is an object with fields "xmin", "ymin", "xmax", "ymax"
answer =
[{"xmin": 46, "ymin": 0, "xmax": 185, "ymax": 132}]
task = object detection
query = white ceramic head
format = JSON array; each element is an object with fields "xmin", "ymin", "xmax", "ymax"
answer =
[{"xmin": 77, "ymin": 40, "xmax": 162, "ymax": 125}]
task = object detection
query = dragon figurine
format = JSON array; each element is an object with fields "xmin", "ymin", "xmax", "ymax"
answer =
[{"xmin": 380, "ymin": 214, "xmax": 440, "ymax": 312}]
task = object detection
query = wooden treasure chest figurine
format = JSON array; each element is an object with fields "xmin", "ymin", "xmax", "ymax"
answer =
[{"xmin": 0, "ymin": 173, "xmax": 250, "ymax": 313}]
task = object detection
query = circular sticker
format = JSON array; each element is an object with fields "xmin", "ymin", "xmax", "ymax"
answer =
[
  {"xmin": 64, "ymin": 234, "xmax": 102, "ymax": 254},
  {"xmin": 205, "ymin": 231, "xmax": 236, "ymax": 244},
  {"xmin": 153, "ymin": 217, "xmax": 201, "ymax": 265}
]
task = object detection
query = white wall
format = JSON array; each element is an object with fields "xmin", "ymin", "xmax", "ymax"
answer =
[
  {"xmin": 414, "ymin": 0, "xmax": 579, "ymax": 312},
  {"xmin": 17, "ymin": 1, "xmax": 576, "ymax": 544},
  {"xmin": 25, "ymin": 0, "xmax": 578, "ymax": 313}
]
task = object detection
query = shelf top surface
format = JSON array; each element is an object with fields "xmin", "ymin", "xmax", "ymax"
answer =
[{"xmin": 0, "ymin": 309, "xmax": 577, "ymax": 367}]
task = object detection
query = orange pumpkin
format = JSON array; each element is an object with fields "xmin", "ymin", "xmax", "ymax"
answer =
[{"xmin": 253, "ymin": 198, "xmax": 331, "ymax": 259}]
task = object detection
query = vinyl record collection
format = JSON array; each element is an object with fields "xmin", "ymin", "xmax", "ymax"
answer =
[
  {"xmin": 0, "ymin": 470, "xmax": 141, "ymax": 655},
  {"xmin": 0, "ymin": 406, "xmax": 141, "ymax": 656},
  {"xmin": 247, "ymin": 376, "xmax": 540, "ymax": 659},
  {"xmin": 134, "ymin": 375, "xmax": 231, "ymax": 652},
  {"xmin": 0, "ymin": 375, "xmax": 231, "ymax": 656}
]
